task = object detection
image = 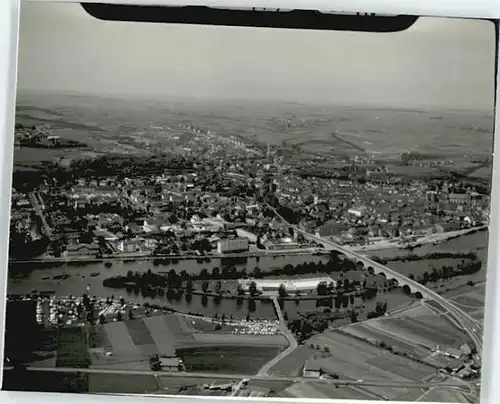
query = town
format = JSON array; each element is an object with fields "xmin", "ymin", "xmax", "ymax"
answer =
[
  {"xmin": 9, "ymin": 121, "xmax": 490, "ymax": 263},
  {"xmin": 5, "ymin": 109, "xmax": 490, "ymax": 403}
]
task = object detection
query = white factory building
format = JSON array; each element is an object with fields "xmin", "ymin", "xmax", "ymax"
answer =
[{"xmin": 238, "ymin": 277, "xmax": 336, "ymax": 294}]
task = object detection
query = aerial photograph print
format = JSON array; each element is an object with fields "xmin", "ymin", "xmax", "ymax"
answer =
[{"xmin": 2, "ymin": 3, "xmax": 495, "ymax": 403}]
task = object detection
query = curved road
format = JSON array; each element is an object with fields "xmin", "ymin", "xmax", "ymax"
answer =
[
  {"xmin": 272, "ymin": 209, "xmax": 483, "ymax": 353},
  {"xmin": 257, "ymin": 297, "xmax": 298, "ymax": 376}
]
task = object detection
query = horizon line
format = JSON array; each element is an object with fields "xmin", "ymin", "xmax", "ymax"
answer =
[{"xmin": 15, "ymin": 88, "xmax": 495, "ymax": 115}]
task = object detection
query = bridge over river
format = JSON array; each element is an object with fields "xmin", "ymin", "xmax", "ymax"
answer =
[{"xmin": 271, "ymin": 208, "xmax": 483, "ymax": 354}]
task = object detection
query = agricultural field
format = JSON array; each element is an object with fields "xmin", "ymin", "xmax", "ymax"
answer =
[
  {"xmin": 9, "ymin": 326, "xmax": 91, "ymax": 369},
  {"xmin": 88, "ymin": 374, "xmax": 161, "ymax": 394},
  {"xmin": 87, "ymin": 313, "xmax": 286, "ymax": 371},
  {"xmin": 445, "ymin": 283, "xmax": 486, "ymax": 322},
  {"xmin": 417, "ymin": 387, "xmax": 476, "ymax": 403},
  {"xmin": 2, "ymin": 370, "xmax": 89, "ymax": 393},
  {"xmin": 302, "ymin": 332, "xmax": 437, "ymax": 400},
  {"xmin": 448, "ymin": 283, "xmax": 486, "ymax": 308},
  {"xmin": 269, "ymin": 346, "xmax": 317, "ymax": 377},
  {"xmin": 340, "ymin": 304, "xmax": 472, "ymax": 368},
  {"xmin": 277, "ymin": 381, "xmax": 383, "ymax": 401},
  {"xmin": 54, "ymin": 326, "xmax": 90, "ymax": 368}
]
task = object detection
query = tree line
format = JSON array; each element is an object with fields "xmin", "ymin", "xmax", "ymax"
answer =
[{"xmin": 371, "ymin": 251, "xmax": 478, "ymax": 264}]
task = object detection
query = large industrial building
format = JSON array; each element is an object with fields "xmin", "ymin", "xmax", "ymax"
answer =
[
  {"xmin": 238, "ymin": 276, "xmax": 336, "ymax": 294},
  {"xmin": 217, "ymin": 238, "xmax": 249, "ymax": 254}
]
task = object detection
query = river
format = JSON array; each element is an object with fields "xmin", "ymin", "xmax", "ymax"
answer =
[
  {"xmin": 8, "ymin": 253, "xmax": 327, "ymax": 320},
  {"xmin": 7, "ymin": 231, "xmax": 490, "ymax": 319}
]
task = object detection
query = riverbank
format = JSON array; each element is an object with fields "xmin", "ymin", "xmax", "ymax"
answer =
[
  {"xmin": 351, "ymin": 226, "xmax": 487, "ymax": 253},
  {"xmin": 9, "ymin": 247, "xmax": 322, "ymax": 265},
  {"xmin": 8, "ymin": 227, "xmax": 487, "ymax": 265}
]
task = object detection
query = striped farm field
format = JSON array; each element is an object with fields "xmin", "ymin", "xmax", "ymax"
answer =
[
  {"xmin": 89, "ymin": 313, "xmax": 285, "ymax": 370},
  {"xmin": 298, "ymin": 331, "xmax": 436, "ymax": 401}
]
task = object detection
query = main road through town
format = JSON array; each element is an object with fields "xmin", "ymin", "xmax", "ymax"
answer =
[
  {"xmin": 271, "ymin": 208, "xmax": 483, "ymax": 354},
  {"xmin": 5, "ymin": 366, "xmax": 476, "ymax": 392},
  {"xmin": 29, "ymin": 192, "xmax": 52, "ymax": 238}
]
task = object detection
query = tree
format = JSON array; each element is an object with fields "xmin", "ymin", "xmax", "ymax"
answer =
[
  {"xmin": 248, "ymin": 298, "xmax": 256, "ymax": 313},
  {"xmin": 334, "ymin": 295, "xmax": 342, "ymax": 311},
  {"xmin": 237, "ymin": 283, "xmax": 245, "ymax": 295},
  {"xmin": 317, "ymin": 281, "xmax": 328, "ymax": 296},
  {"xmin": 342, "ymin": 295, "xmax": 349, "ymax": 309},
  {"xmin": 215, "ymin": 281, "xmax": 222, "ymax": 295},
  {"xmin": 212, "ymin": 267, "xmax": 220, "ymax": 279},
  {"xmin": 249, "ymin": 281, "xmax": 258, "ymax": 296},
  {"xmin": 186, "ymin": 278, "xmax": 193, "ymax": 294},
  {"xmin": 278, "ymin": 283, "xmax": 287, "ymax": 298},
  {"xmin": 350, "ymin": 311, "xmax": 358, "ymax": 323},
  {"xmin": 253, "ymin": 267, "xmax": 262, "ymax": 278}
]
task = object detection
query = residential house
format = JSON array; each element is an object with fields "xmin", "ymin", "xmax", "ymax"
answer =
[
  {"xmin": 98, "ymin": 213, "xmax": 123, "ymax": 229},
  {"xmin": 435, "ymin": 222, "xmax": 462, "ymax": 233},
  {"xmin": 118, "ymin": 239, "xmax": 142, "ymax": 253},
  {"xmin": 460, "ymin": 343, "xmax": 472, "ymax": 356},
  {"xmin": 142, "ymin": 238, "xmax": 158, "ymax": 250},
  {"xmin": 65, "ymin": 243, "xmax": 100, "ymax": 258},
  {"xmin": 143, "ymin": 218, "xmax": 171, "ymax": 233}
]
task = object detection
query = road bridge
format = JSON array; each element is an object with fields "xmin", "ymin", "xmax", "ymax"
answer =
[{"xmin": 271, "ymin": 208, "xmax": 483, "ymax": 353}]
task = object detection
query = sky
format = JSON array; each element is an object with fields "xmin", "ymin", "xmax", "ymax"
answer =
[{"xmin": 17, "ymin": 2, "xmax": 496, "ymax": 110}]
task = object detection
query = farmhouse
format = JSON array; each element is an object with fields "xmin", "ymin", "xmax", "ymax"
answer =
[
  {"xmin": 159, "ymin": 357, "xmax": 183, "ymax": 372},
  {"xmin": 238, "ymin": 277, "xmax": 336, "ymax": 294},
  {"xmin": 302, "ymin": 357, "xmax": 322, "ymax": 378}
]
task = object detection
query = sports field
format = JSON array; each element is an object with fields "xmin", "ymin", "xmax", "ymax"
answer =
[{"xmin": 176, "ymin": 345, "xmax": 282, "ymax": 374}]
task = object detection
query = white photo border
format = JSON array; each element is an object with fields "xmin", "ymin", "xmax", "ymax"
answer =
[{"xmin": 2, "ymin": 1, "xmax": 500, "ymax": 404}]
